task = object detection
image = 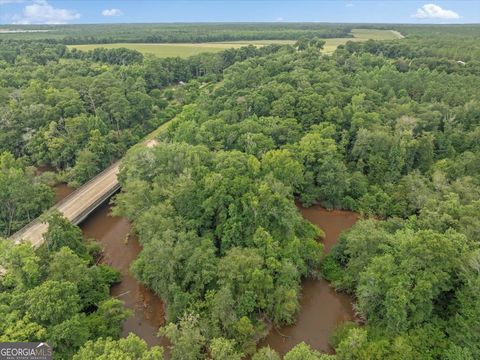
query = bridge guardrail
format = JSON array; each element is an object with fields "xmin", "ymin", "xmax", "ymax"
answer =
[{"xmin": 9, "ymin": 161, "xmax": 120, "ymax": 243}]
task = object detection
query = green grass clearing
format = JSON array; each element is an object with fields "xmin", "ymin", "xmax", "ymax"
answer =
[
  {"xmin": 322, "ymin": 28, "xmax": 403, "ymax": 53},
  {"xmin": 68, "ymin": 29, "xmax": 402, "ymax": 57},
  {"xmin": 68, "ymin": 41, "xmax": 280, "ymax": 58}
]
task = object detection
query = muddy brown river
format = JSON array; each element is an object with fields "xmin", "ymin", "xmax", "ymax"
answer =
[
  {"xmin": 53, "ymin": 183, "xmax": 75, "ymax": 203},
  {"xmin": 53, "ymin": 182, "xmax": 170, "ymax": 351},
  {"xmin": 80, "ymin": 201, "xmax": 170, "ymax": 349},
  {"xmin": 72, "ymin": 191, "xmax": 357, "ymax": 356},
  {"xmin": 258, "ymin": 205, "xmax": 358, "ymax": 356}
]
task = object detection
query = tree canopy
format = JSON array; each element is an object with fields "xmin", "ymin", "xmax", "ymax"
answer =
[
  {"xmin": 114, "ymin": 25, "xmax": 480, "ymax": 359},
  {"xmin": 0, "ymin": 214, "xmax": 127, "ymax": 359},
  {"xmin": 2, "ymin": 23, "xmax": 480, "ymax": 359}
]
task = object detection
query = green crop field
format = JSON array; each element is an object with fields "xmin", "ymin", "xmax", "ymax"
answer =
[
  {"xmin": 322, "ymin": 28, "xmax": 403, "ymax": 52},
  {"xmin": 67, "ymin": 29, "xmax": 402, "ymax": 57},
  {"xmin": 68, "ymin": 40, "xmax": 292, "ymax": 58}
]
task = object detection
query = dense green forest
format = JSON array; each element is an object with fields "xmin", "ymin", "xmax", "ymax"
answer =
[
  {"xmin": 0, "ymin": 23, "xmax": 352, "ymax": 43},
  {"xmin": 1, "ymin": 23, "xmax": 480, "ymax": 359},
  {"xmin": 0, "ymin": 41, "xmax": 281, "ymax": 236},
  {"xmin": 0, "ymin": 212, "xmax": 129, "ymax": 359},
  {"xmin": 114, "ymin": 26, "xmax": 480, "ymax": 359}
]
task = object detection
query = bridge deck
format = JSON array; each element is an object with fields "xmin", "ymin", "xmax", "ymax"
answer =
[
  {"xmin": 10, "ymin": 162, "xmax": 120, "ymax": 247},
  {"xmin": 9, "ymin": 122, "xmax": 163, "ymax": 248}
]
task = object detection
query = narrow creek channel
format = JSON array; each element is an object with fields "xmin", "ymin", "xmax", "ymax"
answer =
[
  {"xmin": 258, "ymin": 205, "xmax": 358, "ymax": 356},
  {"xmin": 54, "ymin": 173, "xmax": 358, "ymax": 358},
  {"xmin": 79, "ymin": 201, "xmax": 170, "ymax": 349}
]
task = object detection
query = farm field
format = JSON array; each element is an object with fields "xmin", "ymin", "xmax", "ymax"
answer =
[
  {"xmin": 68, "ymin": 40, "xmax": 295, "ymax": 58},
  {"xmin": 68, "ymin": 28, "xmax": 402, "ymax": 57},
  {"xmin": 322, "ymin": 28, "xmax": 403, "ymax": 52}
]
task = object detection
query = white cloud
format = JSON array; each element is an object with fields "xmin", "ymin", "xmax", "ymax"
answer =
[
  {"xmin": 346, "ymin": 3, "xmax": 354, "ymax": 7},
  {"xmin": 12, "ymin": 0, "xmax": 79, "ymax": 24},
  {"xmin": 102, "ymin": 8, "xmax": 122, "ymax": 17},
  {"xmin": 412, "ymin": 3, "xmax": 459, "ymax": 19},
  {"xmin": 275, "ymin": 17, "xmax": 284, "ymax": 22}
]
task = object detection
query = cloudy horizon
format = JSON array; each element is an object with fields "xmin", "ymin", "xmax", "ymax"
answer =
[{"xmin": 1, "ymin": 1, "xmax": 479, "ymax": 25}]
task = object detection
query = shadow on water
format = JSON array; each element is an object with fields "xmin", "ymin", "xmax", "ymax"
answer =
[
  {"xmin": 53, "ymin": 183, "xmax": 75, "ymax": 203},
  {"xmin": 35, "ymin": 165, "xmax": 75, "ymax": 203}
]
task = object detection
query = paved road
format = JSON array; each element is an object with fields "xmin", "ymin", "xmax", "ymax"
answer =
[
  {"xmin": 10, "ymin": 162, "xmax": 120, "ymax": 247},
  {"xmin": 10, "ymin": 131, "xmax": 162, "ymax": 247}
]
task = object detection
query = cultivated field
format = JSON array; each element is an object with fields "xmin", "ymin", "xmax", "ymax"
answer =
[
  {"xmin": 69, "ymin": 40, "xmax": 292, "ymax": 58},
  {"xmin": 68, "ymin": 29, "xmax": 402, "ymax": 57},
  {"xmin": 322, "ymin": 28, "xmax": 403, "ymax": 52}
]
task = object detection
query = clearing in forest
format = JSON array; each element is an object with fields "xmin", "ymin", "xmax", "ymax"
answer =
[{"xmin": 68, "ymin": 28, "xmax": 402, "ymax": 57}]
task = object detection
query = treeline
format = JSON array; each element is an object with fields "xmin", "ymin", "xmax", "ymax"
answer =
[
  {"xmin": 342, "ymin": 38, "xmax": 480, "ymax": 73},
  {"xmin": 113, "ymin": 28, "xmax": 480, "ymax": 359},
  {"xmin": 352, "ymin": 25, "xmax": 480, "ymax": 72},
  {"xmin": 0, "ymin": 23, "xmax": 352, "ymax": 44},
  {"xmin": 394, "ymin": 24, "xmax": 480, "ymax": 38},
  {"xmin": 0, "ymin": 40, "xmax": 283, "ymax": 236},
  {"xmin": 66, "ymin": 47, "xmax": 144, "ymax": 65},
  {"xmin": 0, "ymin": 40, "xmax": 67, "ymax": 65},
  {"xmin": 66, "ymin": 44, "xmax": 283, "ymax": 78}
]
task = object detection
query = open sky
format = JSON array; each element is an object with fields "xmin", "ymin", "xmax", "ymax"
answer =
[{"xmin": 1, "ymin": 1, "xmax": 479, "ymax": 25}]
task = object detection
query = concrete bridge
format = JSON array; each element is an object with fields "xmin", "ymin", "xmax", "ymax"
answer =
[
  {"xmin": 9, "ymin": 137, "xmax": 160, "ymax": 248},
  {"xmin": 10, "ymin": 162, "xmax": 121, "ymax": 247}
]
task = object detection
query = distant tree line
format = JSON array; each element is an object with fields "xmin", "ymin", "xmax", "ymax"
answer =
[
  {"xmin": 341, "ymin": 38, "xmax": 480, "ymax": 73},
  {"xmin": 0, "ymin": 23, "xmax": 352, "ymax": 44}
]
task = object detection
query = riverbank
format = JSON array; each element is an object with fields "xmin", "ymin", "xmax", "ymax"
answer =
[
  {"xmin": 79, "ymin": 201, "xmax": 170, "ymax": 349},
  {"xmin": 77, "ymin": 198, "xmax": 358, "ymax": 357},
  {"xmin": 259, "ymin": 205, "xmax": 358, "ymax": 355}
]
